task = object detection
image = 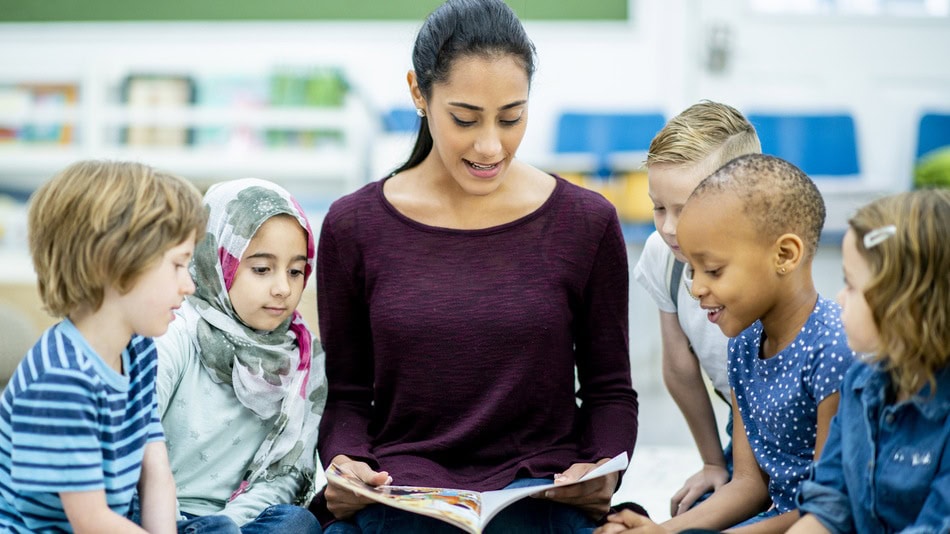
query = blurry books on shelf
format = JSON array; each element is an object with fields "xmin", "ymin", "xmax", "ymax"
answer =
[
  {"xmin": 0, "ymin": 83, "xmax": 78, "ymax": 145},
  {"xmin": 193, "ymin": 75, "xmax": 268, "ymax": 149},
  {"xmin": 266, "ymin": 66, "xmax": 349, "ymax": 148},
  {"xmin": 121, "ymin": 74, "xmax": 196, "ymax": 146}
]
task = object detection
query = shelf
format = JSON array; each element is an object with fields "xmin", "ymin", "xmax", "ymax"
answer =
[
  {"xmin": 0, "ymin": 144, "xmax": 365, "ymax": 193},
  {"xmin": 0, "ymin": 72, "xmax": 377, "ymax": 198}
]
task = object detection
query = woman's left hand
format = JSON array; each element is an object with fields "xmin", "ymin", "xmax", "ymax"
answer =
[{"xmin": 539, "ymin": 458, "xmax": 617, "ymax": 519}]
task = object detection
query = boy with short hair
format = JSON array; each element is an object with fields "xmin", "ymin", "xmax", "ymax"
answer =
[
  {"xmin": 0, "ymin": 160, "xmax": 206, "ymax": 532},
  {"xmin": 633, "ymin": 100, "xmax": 760, "ymax": 515},
  {"xmin": 598, "ymin": 154, "xmax": 854, "ymax": 533}
]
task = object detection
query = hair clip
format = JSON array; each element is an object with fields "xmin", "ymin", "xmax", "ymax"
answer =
[{"xmin": 863, "ymin": 225, "xmax": 896, "ymax": 249}]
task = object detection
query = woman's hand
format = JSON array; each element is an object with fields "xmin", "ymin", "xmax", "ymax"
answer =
[
  {"xmin": 670, "ymin": 463, "xmax": 730, "ymax": 516},
  {"xmin": 325, "ymin": 455, "xmax": 392, "ymax": 520},
  {"xmin": 594, "ymin": 510, "xmax": 670, "ymax": 534},
  {"xmin": 540, "ymin": 459, "xmax": 618, "ymax": 519}
]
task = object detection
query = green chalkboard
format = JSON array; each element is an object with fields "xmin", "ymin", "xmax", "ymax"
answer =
[{"xmin": 0, "ymin": 0, "xmax": 627, "ymax": 22}]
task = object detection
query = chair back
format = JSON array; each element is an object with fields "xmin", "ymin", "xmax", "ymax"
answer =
[{"xmin": 748, "ymin": 113, "xmax": 860, "ymax": 177}]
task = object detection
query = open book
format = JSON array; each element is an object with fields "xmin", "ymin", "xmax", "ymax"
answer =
[{"xmin": 326, "ymin": 452, "xmax": 628, "ymax": 534}]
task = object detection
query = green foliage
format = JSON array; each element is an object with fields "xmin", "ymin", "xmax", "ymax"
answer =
[{"xmin": 914, "ymin": 147, "xmax": 950, "ymax": 189}]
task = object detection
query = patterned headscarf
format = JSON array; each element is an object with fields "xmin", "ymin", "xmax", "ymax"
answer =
[{"xmin": 177, "ymin": 178, "xmax": 327, "ymax": 504}]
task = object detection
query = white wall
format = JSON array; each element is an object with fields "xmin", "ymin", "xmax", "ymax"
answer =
[{"xmin": 0, "ymin": 1, "xmax": 947, "ymax": 189}]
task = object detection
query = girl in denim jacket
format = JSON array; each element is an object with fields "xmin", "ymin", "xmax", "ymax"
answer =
[{"xmin": 790, "ymin": 189, "xmax": 950, "ymax": 533}]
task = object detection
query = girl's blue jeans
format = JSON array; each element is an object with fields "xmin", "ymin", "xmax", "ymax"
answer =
[
  {"xmin": 135, "ymin": 502, "xmax": 321, "ymax": 534},
  {"xmin": 177, "ymin": 504, "xmax": 321, "ymax": 533},
  {"xmin": 325, "ymin": 478, "xmax": 596, "ymax": 534}
]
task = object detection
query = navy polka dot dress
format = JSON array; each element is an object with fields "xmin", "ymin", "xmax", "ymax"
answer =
[{"xmin": 729, "ymin": 296, "xmax": 855, "ymax": 512}]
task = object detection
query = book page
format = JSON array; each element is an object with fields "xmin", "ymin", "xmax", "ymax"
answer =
[
  {"xmin": 325, "ymin": 464, "xmax": 483, "ymax": 534},
  {"xmin": 478, "ymin": 452, "xmax": 629, "ymax": 527},
  {"xmin": 325, "ymin": 452, "xmax": 628, "ymax": 534}
]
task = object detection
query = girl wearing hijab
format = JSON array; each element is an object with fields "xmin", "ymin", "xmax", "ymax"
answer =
[{"xmin": 155, "ymin": 178, "xmax": 327, "ymax": 534}]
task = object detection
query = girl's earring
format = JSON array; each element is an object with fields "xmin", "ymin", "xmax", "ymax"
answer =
[
  {"xmin": 780, "ymin": 267, "xmax": 787, "ymax": 274},
  {"xmin": 416, "ymin": 108, "xmax": 426, "ymax": 118}
]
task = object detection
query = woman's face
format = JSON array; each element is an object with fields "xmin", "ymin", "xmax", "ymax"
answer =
[{"xmin": 413, "ymin": 54, "xmax": 530, "ymax": 196}]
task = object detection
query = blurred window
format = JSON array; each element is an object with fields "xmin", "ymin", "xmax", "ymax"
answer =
[{"xmin": 749, "ymin": 0, "xmax": 948, "ymax": 16}]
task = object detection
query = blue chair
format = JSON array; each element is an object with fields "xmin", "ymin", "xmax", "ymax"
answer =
[
  {"xmin": 916, "ymin": 113, "xmax": 950, "ymax": 159},
  {"xmin": 382, "ymin": 107, "xmax": 420, "ymax": 133},
  {"xmin": 554, "ymin": 112, "xmax": 665, "ymax": 177},
  {"xmin": 747, "ymin": 113, "xmax": 860, "ymax": 177}
]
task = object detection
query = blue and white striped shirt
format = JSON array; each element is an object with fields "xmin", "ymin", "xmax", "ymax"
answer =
[{"xmin": 0, "ymin": 319, "xmax": 164, "ymax": 532}]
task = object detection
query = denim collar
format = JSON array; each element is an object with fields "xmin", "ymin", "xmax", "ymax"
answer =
[{"xmin": 853, "ymin": 361, "xmax": 950, "ymax": 421}]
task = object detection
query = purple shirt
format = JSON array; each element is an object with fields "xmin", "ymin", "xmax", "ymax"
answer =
[{"xmin": 316, "ymin": 176, "xmax": 637, "ymax": 491}]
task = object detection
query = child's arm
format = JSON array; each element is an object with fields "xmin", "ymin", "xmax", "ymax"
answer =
[
  {"xmin": 662, "ymin": 395, "xmax": 771, "ymax": 532},
  {"xmin": 61, "ymin": 491, "xmax": 149, "ymax": 533},
  {"xmin": 812, "ymin": 393, "xmax": 840, "ymax": 459},
  {"xmin": 658, "ymin": 311, "xmax": 729, "ymax": 516},
  {"xmin": 136, "ymin": 441, "xmax": 177, "ymax": 534},
  {"xmin": 786, "ymin": 514, "xmax": 832, "ymax": 534},
  {"xmin": 724, "ymin": 392, "xmax": 842, "ymax": 534},
  {"xmin": 909, "ymin": 448, "xmax": 950, "ymax": 530}
]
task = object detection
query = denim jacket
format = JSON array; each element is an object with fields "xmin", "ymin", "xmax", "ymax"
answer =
[{"xmin": 797, "ymin": 360, "xmax": 950, "ymax": 533}]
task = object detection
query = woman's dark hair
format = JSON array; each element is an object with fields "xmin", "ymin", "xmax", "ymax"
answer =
[{"xmin": 393, "ymin": 0, "xmax": 537, "ymax": 174}]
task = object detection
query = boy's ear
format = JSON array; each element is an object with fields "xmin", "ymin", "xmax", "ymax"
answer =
[{"xmin": 774, "ymin": 233, "xmax": 805, "ymax": 274}]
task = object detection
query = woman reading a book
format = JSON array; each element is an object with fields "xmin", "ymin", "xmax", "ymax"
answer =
[{"xmin": 311, "ymin": 0, "xmax": 639, "ymax": 532}]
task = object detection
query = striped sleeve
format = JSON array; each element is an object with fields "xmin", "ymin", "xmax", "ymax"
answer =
[{"xmin": 10, "ymin": 369, "xmax": 104, "ymax": 493}]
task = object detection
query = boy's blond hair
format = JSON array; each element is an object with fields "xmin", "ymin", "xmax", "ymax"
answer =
[
  {"xmin": 28, "ymin": 160, "xmax": 207, "ymax": 317},
  {"xmin": 849, "ymin": 189, "xmax": 950, "ymax": 398},
  {"xmin": 647, "ymin": 100, "xmax": 761, "ymax": 170},
  {"xmin": 692, "ymin": 154, "xmax": 826, "ymax": 260}
]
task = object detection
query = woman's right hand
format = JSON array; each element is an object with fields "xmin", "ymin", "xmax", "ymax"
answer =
[{"xmin": 325, "ymin": 455, "xmax": 393, "ymax": 520}]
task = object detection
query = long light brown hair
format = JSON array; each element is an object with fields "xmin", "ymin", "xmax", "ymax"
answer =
[{"xmin": 849, "ymin": 189, "xmax": 950, "ymax": 397}]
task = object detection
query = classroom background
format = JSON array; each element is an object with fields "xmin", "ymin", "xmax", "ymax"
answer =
[{"xmin": 1, "ymin": 0, "xmax": 948, "ymax": 521}]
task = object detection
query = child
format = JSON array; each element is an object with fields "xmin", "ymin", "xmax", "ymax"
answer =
[
  {"xmin": 789, "ymin": 190, "xmax": 950, "ymax": 533},
  {"xmin": 598, "ymin": 154, "xmax": 855, "ymax": 533},
  {"xmin": 154, "ymin": 178, "xmax": 326, "ymax": 533},
  {"xmin": 632, "ymin": 101, "xmax": 760, "ymax": 516},
  {"xmin": 0, "ymin": 160, "xmax": 206, "ymax": 532}
]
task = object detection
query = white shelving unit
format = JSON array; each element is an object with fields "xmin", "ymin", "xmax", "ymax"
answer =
[{"xmin": 0, "ymin": 74, "xmax": 378, "ymax": 199}]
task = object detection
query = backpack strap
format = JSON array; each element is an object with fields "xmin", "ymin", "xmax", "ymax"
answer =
[{"xmin": 669, "ymin": 258, "xmax": 685, "ymax": 309}]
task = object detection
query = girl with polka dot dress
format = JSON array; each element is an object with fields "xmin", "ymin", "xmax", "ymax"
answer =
[{"xmin": 597, "ymin": 154, "xmax": 857, "ymax": 534}]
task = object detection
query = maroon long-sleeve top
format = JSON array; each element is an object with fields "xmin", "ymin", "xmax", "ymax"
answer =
[{"xmin": 316, "ymin": 176, "xmax": 638, "ymax": 491}]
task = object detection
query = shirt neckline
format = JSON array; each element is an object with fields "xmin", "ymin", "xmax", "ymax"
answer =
[
  {"xmin": 59, "ymin": 318, "xmax": 132, "ymax": 390},
  {"xmin": 375, "ymin": 174, "xmax": 564, "ymax": 236}
]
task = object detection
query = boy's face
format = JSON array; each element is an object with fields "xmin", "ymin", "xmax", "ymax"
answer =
[
  {"xmin": 117, "ymin": 231, "xmax": 197, "ymax": 338},
  {"xmin": 647, "ymin": 158, "xmax": 718, "ymax": 263},
  {"xmin": 836, "ymin": 229, "xmax": 880, "ymax": 353},
  {"xmin": 677, "ymin": 192, "xmax": 779, "ymax": 337},
  {"xmin": 229, "ymin": 215, "xmax": 308, "ymax": 332}
]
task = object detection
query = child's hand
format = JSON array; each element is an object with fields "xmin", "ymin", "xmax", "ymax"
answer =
[
  {"xmin": 540, "ymin": 459, "xmax": 618, "ymax": 519},
  {"xmin": 670, "ymin": 463, "xmax": 729, "ymax": 516},
  {"xmin": 595, "ymin": 510, "xmax": 670, "ymax": 534},
  {"xmin": 325, "ymin": 455, "xmax": 393, "ymax": 520}
]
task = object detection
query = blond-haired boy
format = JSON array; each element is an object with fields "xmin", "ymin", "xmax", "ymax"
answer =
[
  {"xmin": 0, "ymin": 160, "xmax": 206, "ymax": 532},
  {"xmin": 632, "ymin": 101, "xmax": 760, "ymax": 514}
]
